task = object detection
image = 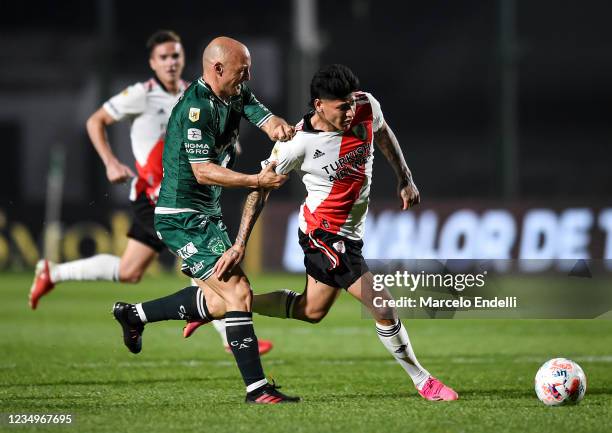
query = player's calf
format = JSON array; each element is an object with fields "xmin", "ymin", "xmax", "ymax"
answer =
[
  {"xmin": 112, "ymin": 285, "xmax": 211, "ymax": 353},
  {"xmin": 182, "ymin": 319, "xmax": 274, "ymax": 355},
  {"xmin": 252, "ymin": 289, "xmax": 333, "ymax": 324},
  {"xmin": 376, "ymin": 319, "xmax": 430, "ymax": 390}
]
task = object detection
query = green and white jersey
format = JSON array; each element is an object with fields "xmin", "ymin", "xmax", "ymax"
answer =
[{"xmin": 155, "ymin": 78, "xmax": 273, "ymax": 217}]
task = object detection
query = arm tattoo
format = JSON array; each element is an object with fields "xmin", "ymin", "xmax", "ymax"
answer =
[
  {"xmin": 374, "ymin": 123, "xmax": 412, "ymax": 183},
  {"xmin": 235, "ymin": 189, "xmax": 270, "ymax": 248}
]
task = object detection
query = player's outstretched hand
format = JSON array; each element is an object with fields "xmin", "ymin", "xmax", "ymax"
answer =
[
  {"xmin": 213, "ymin": 245, "xmax": 245, "ymax": 279},
  {"xmin": 271, "ymin": 122, "xmax": 296, "ymax": 142},
  {"xmin": 398, "ymin": 178, "xmax": 420, "ymax": 210},
  {"xmin": 263, "ymin": 116, "xmax": 296, "ymax": 142},
  {"xmin": 106, "ymin": 158, "xmax": 135, "ymax": 184},
  {"xmin": 257, "ymin": 161, "xmax": 288, "ymax": 189}
]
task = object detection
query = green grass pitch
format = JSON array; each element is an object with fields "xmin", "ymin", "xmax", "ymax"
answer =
[{"xmin": 1, "ymin": 272, "xmax": 611, "ymax": 433}]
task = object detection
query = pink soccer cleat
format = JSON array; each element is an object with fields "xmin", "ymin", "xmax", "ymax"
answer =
[
  {"xmin": 418, "ymin": 376, "xmax": 459, "ymax": 401},
  {"xmin": 183, "ymin": 319, "xmax": 210, "ymax": 338},
  {"xmin": 29, "ymin": 259, "xmax": 55, "ymax": 310}
]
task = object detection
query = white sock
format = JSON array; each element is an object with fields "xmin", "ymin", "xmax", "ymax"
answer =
[
  {"xmin": 252, "ymin": 289, "xmax": 298, "ymax": 318},
  {"xmin": 134, "ymin": 303, "xmax": 148, "ymax": 324},
  {"xmin": 376, "ymin": 320, "xmax": 430, "ymax": 390},
  {"xmin": 51, "ymin": 254, "xmax": 120, "ymax": 283},
  {"xmin": 211, "ymin": 319, "xmax": 228, "ymax": 346}
]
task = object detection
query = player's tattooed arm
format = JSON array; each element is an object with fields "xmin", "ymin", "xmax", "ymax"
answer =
[
  {"xmin": 374, "ymin": 122, "xmax": 420, "ymax": 209},
  {"xmin": 213, "ymin": 163, "xmax": 282, "ymax": 278},
  {"xmin": 236, "ymin": 188, "xmax": 271, "ymax": 248},
  {"xmin": 213, "ymin": 188, "xmax": 271, "ymax": 278}
]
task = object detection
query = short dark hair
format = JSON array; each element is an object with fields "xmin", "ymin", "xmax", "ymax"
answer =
[
  {"xmin": 146, "ymin": 30, "xmax": 181, "ymax": 55},
  {"xmin": 310, "ymin": 64, "xmax": 360, "ymax": 107}
]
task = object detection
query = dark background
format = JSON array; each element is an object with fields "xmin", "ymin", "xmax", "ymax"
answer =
[{"xmin": 0, "ymin": 0, "xmax": 610, "ymax": 224}]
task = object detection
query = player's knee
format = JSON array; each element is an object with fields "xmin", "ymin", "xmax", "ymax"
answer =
[
  {"xmin": 224, "ymin": 281, "xmax": 253, "ymax": 310},
  {"xmin": 205, "ymin": 291, "xmax": 227, "ymax": 318},
  {"xmin": 302, "ymin": 307, "xmax": 328, "ymax": 324},
  {"xmin": 118, "ymin": 267, "xmax": 144, "ymax": 283},
  {"xmin": 224, "ymin": 290, "xmax": 250, "ymax": 304}
]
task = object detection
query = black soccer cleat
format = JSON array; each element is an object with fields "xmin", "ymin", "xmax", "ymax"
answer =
[
  {"xmin": 245, "ymin": 382, "xmax": 301, "ymax": 404},
  {"xmin": 112, "ymin": 302, "xmax": 144, "ymax": 354}
]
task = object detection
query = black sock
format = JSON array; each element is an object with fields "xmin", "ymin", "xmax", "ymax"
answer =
[
  {"xmin": 225, "ymin": 311, "xmax": 266, "ymax": 391},
  {"xmin": 139, "ymin": 286, "xmax": 209, "ymax": 323}
]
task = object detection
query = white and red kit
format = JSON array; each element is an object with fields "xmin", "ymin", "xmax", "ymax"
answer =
[
  {"xmin": 264, "ymin": 91, "xmax": 384, "ymax": 241},
  {"xmin": 103, "ymin": 78, "xmax": 188, "ymax": 203}
]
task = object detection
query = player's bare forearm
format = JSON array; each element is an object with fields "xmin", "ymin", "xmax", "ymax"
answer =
[
  {"xmin": 374, "ymin": 122, "xmax": 420, "ymax": 209},
  {"xmin": 235, "ymin": 188, "xmax": 271, "ymax": 248},
  {"xmin": 374, "ymin": 122, "xmax": 412, "ymax": 183},
  {"xmin": 213, "ymin": 187, "xmax": 271, "ymax": 278},
  {"xmin": 191, "ymin": 160, "xmax": 287, "ymax": 190},
  {"xmin": 191, "ymin": 162, "xmax": 258, "ymax": 188},
  {"xmin": 86, "ymin": 107, "xmax": 134, "ymax": 183},
  {"xmin": 86, "ymin": 107, "xmax": 117, "ymax": 165}
]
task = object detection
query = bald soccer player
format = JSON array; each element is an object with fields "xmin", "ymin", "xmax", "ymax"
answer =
[
  {"xmin": 27, "ymin": 31, "xmax": 273, "ymax": 355},
  {"xmin": 111, "ymin": 37, "xmax": 300, "ymax": 404}
]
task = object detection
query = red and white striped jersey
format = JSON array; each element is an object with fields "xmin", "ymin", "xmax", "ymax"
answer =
[
  {"xmin": 103, "ymin": 78, "xmax": 188, "ymax": 203},
  {"xmin": 263, "ymin": 91, "xmax": 384, "ymax": 240}
]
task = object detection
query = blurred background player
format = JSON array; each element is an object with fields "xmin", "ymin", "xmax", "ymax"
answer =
[
  {"xmin": 27, "ymin": 30, "xmax": 272, "ymax": 355},
  {"xmin": 111, "ymin": 36, "xmax": 300, "ymax": 404},
  {"xmin": 197, "ymin": 64, "xmax": 458, "ymax": 401}
]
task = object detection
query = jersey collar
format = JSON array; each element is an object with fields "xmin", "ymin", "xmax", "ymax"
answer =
[
  {"xmin": 302, "ymin": 111, "xmax": 323, "ymax": 133},
  {"xmin": 302, "ymin": 111, "xmax": 343, "ymax": 136},
  {"xmin": 153, "ymin": 75, "xmax": 186, "ymax": 95}
]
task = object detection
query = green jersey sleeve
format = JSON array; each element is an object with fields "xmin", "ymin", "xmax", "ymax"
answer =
[
  {"xmin": 181, "ymin": 103, "xmax": 217, "ymax": 163},
  {"xmin": 241, "ymin": 84, "xmax": 273, "ymax": 128}
]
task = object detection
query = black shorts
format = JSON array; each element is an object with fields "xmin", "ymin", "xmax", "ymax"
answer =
[
  {"xmin": 298, "ymin": 228, "xmax": 369, "ymax": 289},
  {"xmin": 127, "ymin": 194, "xmax": 166, "ymax": 252}
]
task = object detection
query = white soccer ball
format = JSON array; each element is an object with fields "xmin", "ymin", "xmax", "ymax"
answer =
[{"xmin": 534, "ymin": 358, "xmax": 587, "ymax": 406}]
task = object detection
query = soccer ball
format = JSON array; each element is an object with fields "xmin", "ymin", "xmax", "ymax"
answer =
[{"xmin": 534, "ymin": 358, "xmax": 587, "ymax": 406}]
